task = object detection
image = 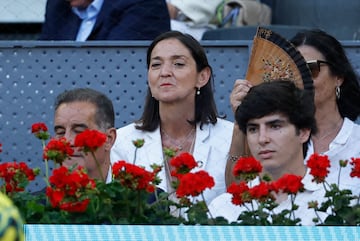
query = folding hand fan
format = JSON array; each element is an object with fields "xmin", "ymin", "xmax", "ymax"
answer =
[
  {"xmin": 245, "ymin": 27, "xmax": 313, "ymax": 90},
  {"xmin": 243, "ymin": 27, "xmax": 313, "ymax": 157}
]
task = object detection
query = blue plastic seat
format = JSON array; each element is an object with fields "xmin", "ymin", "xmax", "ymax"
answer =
[{"xmin": 202, "ymin": 25, "xmax": 309, "ymax": 40}]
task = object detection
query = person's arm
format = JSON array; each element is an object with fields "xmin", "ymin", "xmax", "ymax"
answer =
[
  {"xmin": 225, "ymin": 79, "xmax": 252, "ymax": 187},
  {"xmin": 225, "ymin": 123, "xmax": 246, "ymax": 186},
  {"xmin": 167, "ymin": 2, "xmax": 180, "ymax": 19},
  {"xmin": 169, "ymin": 0, "xmax": 223, "ymax": 24}
]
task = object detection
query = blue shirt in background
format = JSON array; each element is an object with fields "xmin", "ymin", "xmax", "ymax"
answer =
[{"xmin": 72, "ymin": 0, "xmax": 104, "ymax": 41}]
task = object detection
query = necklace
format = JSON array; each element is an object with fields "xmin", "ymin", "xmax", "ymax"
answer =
[
  {"xmin": 161, "ymin": 127, "xmax": 195, "ymax": 151},
  {"xmin": 162, "ymin": 129, "xmax": 196, "ymax": 217},
  {"xmin": 312, "ymin": 119, "xmax": 343, "ymax": 153},
  {"xmin": 312, "ymin": 119, "xmax": 343, "ymax": 141}
]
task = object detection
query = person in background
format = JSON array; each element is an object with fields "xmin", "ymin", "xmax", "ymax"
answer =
[
  {"xmin": 290, "ymin": 29, "xmax": 360, "ymax": 193},
  {"xmin": 209, "ymin": 80, "xmax": 324, "ymax": 225},
  {"xmin": 0, "ymin": 192, "xmax": 24, "ymax": 241},
  {"xmin": 39, "ymin": 0, "xmax": 171, "ymax": 41},
  {"xmin": 54, "ymin": 88, "xmax": 116, "ymax": 182},
  {"xmin": 110, "ymin": 31, "xmax": 234, "ymax": 205},
  {"xmin": 166, "ymin": 0, "xmax": 222, "ymax": 40},
  {"xmin": 225, "ymin": 29, "xmax": 360, "ymax": 190}
]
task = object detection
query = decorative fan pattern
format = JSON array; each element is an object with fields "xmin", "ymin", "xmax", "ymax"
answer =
[{"xmin": 246, "ymin": 27, "xmax": 313, "ymax": 91}]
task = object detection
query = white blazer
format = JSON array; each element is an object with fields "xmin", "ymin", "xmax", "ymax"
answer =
[{"xmin": 111, "ymin": 118, "xmax": 234, "ymax": 204}]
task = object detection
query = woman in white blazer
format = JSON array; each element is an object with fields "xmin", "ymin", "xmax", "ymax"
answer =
[{"xmin": 111, "ymin": 31, "xmax": 233, "ymax": 205}]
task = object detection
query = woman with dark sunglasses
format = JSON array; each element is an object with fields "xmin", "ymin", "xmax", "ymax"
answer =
[{"xmin": 290, "ymin": 29, "xmax": 360, "ymax": 195}]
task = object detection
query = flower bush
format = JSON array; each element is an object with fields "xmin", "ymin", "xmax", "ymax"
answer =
[
  {"xmin": 1, "ymin": 123, "xmax": 216, "ymax": 225},
  {"xmin": 1, "ymin": 122, "xmax": 360, "ymax": 226},
  {"xmin": 227, "ymin": 157, "xmax": 304, "ymax": 225},
  {"xmin": 226, "ymin": 154, "xmax": 360, "ymax": 225},
  {"xmin": 307, "ymin": 154, "xmax": 360, "ymax": 225}
]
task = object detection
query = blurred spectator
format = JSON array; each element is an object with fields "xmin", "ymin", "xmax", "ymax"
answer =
[
  {"xmin": 39, "ymin": 0, "xmax": 171, "ymax": 41},
  {"xmin": 166, "ymin": 0, "xmax": 222, "ymax": 40},
  {"xmin": 166, "ymin": 0, "xmax": 273, "ymax": 40},
  {"xmin": 0, "ymin": 193, "xmax": 24, "ymax": 241}
]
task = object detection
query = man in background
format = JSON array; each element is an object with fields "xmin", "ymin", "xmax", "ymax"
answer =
[
  {"xmin": 40, "ymin": 0, "xmax": 170, "ymax": 41},
  {"xmin": 209, "ymin": 80, "xmax": 325, "ymax": 225},
  {"xmin": 54, "ymin": 88, "xmax": 116, "ymax": 182}
]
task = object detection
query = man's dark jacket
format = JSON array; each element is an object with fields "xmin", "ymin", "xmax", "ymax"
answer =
[{"xmin": 39, "ymin": 0, "xmax": 171, "ymax": 40}]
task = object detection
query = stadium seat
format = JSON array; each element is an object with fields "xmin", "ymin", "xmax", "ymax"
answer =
[{"xmin": 202, "ymin": 25, "xmax": 309, "ymax": 40}]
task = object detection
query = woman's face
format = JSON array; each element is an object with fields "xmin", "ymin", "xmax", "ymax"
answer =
[
  {"xmin": 147, "ymin": 38, "xmax": 209, "ymax": 104},
  {"xmin": 297, "ymin": 45, "xmax": 342, "ymax": 108}
]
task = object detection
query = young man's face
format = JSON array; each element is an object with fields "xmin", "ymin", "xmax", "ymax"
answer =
[
  {"xmin": 246, "ymin": 113, "xmax": 310, "ymax": 178},
  {"xmin": 54, "ymin": 101, "xmax": 111, "ymax": 180}
]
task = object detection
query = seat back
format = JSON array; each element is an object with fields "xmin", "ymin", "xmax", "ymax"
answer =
[
  {"xmin": 202, "ymin": 25, "xmax": 309, "ymax": 40},
  {"xmin": 271, "ymin": 0, "xmax": 360, "ymax": 40},
  {"xmin": 203, "ymin": 0, "xmax": 360, "ymax": 40}
]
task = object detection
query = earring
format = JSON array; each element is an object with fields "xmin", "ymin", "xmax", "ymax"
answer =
[
  {"xmin": 196, "ymin": 87, "xmax": 200, "ymax": 95},
  {"xmin": 336, "ymin": 86, "xmax": 340, "ymax": 99}
]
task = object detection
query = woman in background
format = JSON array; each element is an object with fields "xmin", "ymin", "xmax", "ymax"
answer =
[{"xmin": 290, "ymin": 29, "xmax": 360, "ymax": 193}]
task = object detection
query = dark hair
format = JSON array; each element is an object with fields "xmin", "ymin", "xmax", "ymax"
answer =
[
  {"xmin": 54, "ymin": 88, "xmax": 115, "ymax": 130},
  {"xmin": 136, "ymin": 30, "xmax": 219, "ymax": 131},
  {"xmin": 290, "ymin": 29, "xmax": 360, "ymax": 121},
  {"xmin": 236, "ymin": 80, "xmax": 317, "ymax": 157}
]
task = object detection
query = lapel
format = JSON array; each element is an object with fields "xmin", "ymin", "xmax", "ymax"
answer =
[
  {"xmin": 140, "ymin": 127, "xmax": 167, "ymax": 190},
  {"xmin": 192, "ymin": 123, "xmax": 211, "ymax": 171},
  {"xmin": 89, "ymin": 0, "xmax": 111, "ymax": 39},
  {"xmin": 130, "ymin": 126, "xmax": 164, "ymax": 166},
  {"xmin": 62, "ymin": 8, "xmax": 82, "ymax": 39}
]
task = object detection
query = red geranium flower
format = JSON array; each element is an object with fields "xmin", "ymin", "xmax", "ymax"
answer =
[
  {"xmin": 227, "ymin": 181, "xmax": 251, "ymax": 206},
  {"xmin": 175, "ymin": 170, "xmax": 214, "ymax": 198},
  {"xmin": 31, "ymin": 122, "xmax": 50, "ymax": 141},
  {"xmin": 0, "ymin": 161, "xmax": 39, "ymax": 193},
  {"xmin": 169, "ymin": 152, "xmax": 198, "ymax": 176},
  {"xmin": 306, "ymin": 153, "xmax": 331, "ymax": 183},
  {"xmin": 43, "ymin": 137, "xmax": 74, "ymax": 165},
  {"xmin": 46, "ymin": 166, "xmax": 96, "ymax": 213},
  {"xmin": 248, "ymin": 181, "xmax": 273, "ymax": 201},
  {"xmin": 272, "ymin": 174, "xmax": 304, "ymax": 194},
  {"xmin": 232, "ymin": 156, "xmax": 262, "ymax": 181},
  {"xmin": 350, "ymin": 157, "xmax": 360, "ymax": 178},
  {"xmin": 59, "ymin": 199, "xmax": 90, "ymax": 213},
  {"xmin": 112, "ymin": 160, "xmax": 157, "ymax": 193},
  {"xmin": 74, "ymin": 129, "xmax": 107, "ymax": 153}
]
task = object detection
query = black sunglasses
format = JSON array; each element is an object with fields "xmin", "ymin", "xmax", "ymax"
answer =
[{"xmin": 306, "ymin": 60, "xmax": 330, "ymax": 78}]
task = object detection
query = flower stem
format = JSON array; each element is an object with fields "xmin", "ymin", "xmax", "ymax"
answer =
[
  {"xmin": 314, "ymin": 209, "xmax": 324, "ymax": 224},
  {"xmin": 44, "ymin": 159, "xmax": 49, "ymax": 185},
  {"xmin": 90, "ymin": 151, "xmax": 105, "ymax": 181},
  {"xmin": 202, "ymin": 192, "xmax": 216, "ymax": 224},
  {"xmin": 133, "ymin": 147, "xmax": 138, "ymax": 164},
  {"xmin": 42, "ymin": 139, "xmax": 50, "ymax": 186},
  {"xmin": 337, "ymin": 165, "xmax": 342, "ymax": 187},
  {"xmin": 136, "ymin": 190, "xmax": 143, "ymax": 217},
  {"xmin": 290, "ymin": 194, "xmax": 296, "ymax": 220}
]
